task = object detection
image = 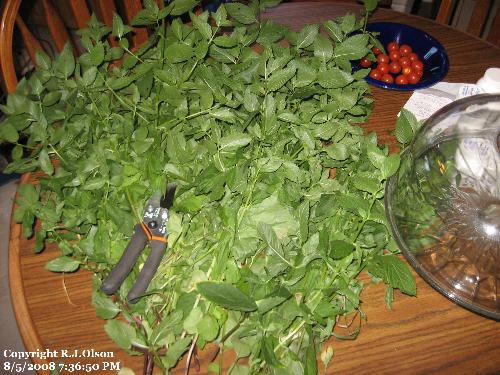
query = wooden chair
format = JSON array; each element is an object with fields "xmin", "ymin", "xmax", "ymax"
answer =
[
  {"xmin": 435, "ymin": 0, "xmax": 500, "ymax": 46},
  {"xmin": 0, "ymin": 0, "xmax": 152, "ymax": 94}
]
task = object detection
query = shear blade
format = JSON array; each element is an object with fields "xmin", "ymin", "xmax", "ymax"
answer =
[{"xmin": 161, "ymin": 183, "xmax": 176, "ymax": 209}]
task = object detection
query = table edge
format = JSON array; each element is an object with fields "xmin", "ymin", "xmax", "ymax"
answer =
[{"xmin": 8, "ymin": 172, "xmax": 51, "ymax": 375}]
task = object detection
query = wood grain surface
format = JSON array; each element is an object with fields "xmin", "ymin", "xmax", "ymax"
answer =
[{"xmin": 8, "ymin": 3, "xmax": 500, "ymax": 375}]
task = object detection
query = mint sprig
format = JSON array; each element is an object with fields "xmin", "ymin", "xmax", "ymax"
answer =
[{"xmin": 1, "ymin": 0, "xmax": 414, "ymax": 373}]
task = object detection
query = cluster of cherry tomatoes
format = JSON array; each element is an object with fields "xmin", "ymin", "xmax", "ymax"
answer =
[{"xmin": 359, "ymin": 42, "xmax": 424, "ymax": 85}]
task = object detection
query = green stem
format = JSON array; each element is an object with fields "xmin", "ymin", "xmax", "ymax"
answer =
[
  {"xmin": 352, "ymin": 196, "xmax": 377, "ymax": 243},
  {"xmin": 105, "ymin": 81, "xmax": 148, "ymax": 122},
  {"xmin": 155, "ymin": 20, "xmax": 168, "ymax": 128},
  {"xmin": 162, "ymin": 106, "xmax": 218, "ymax": 130},
  {"xmin": 123, "ymin": 46, "xmax": 144, "ymax": 64},
  {"xmin": 183, "ymin": 26, "xmax": 220, "ymax": 82},
  {"xmin": 125, "ymin": 188, "xmax": 142, "ymax": 223},
  {"xmin": 49, "ymin": 143, "xmax": 65, "ymax": 163},
  {"xmin": 14, "ymin": 142, "xmax": 35, "ymax": 150}
]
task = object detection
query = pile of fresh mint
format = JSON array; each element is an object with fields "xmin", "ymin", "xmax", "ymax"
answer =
[{"xmin": 0, "ymin": 0, "xmax": 416, "ymax": 373}]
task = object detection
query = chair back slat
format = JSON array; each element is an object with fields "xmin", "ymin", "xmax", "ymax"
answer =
[
  {"xmin": 68, "ymin": 0, "xmax": 91, "ymax": 30},
  {"xmin": 466, "ymin": 0, "xmax": 491, "ymax": 37},
  {"xmin": 91, "ymin": 0, "xmax": 117, "ymax": 28},
  {"xmin": 1, "ymin": 0, "xmax": 21, "ymax": 93},
  {"xmin": 435, "ymin": 0, "xmax": 454, "ymax": 24},
  {"xmin": 436, "ymin": 0, "xmax": 499, "ymax": 46},
  {"xmin": 487, "ymin": 10, "xmax": 500, "ymax": 46},
  {"xmin": 92, "ymin": 0, "xmax": 119, "ymax": 47},
  {"xmin": 123, "ymin": 0, "xmax": 149, "ymax": 48},
  {"xmin": 2, "ymin": 0, "xmax": 157, "ymax": 94},
  {"xmin": 15, "ymin": 15, "xmax": 45, "ymax": 65},
  {"xmin": 41, "ymin": 0, "xmax": 72, "ymax": 52}
]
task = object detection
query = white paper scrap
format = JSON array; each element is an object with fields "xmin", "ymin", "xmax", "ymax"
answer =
[{"xmin": 401, "ymin": 92, "xmax": 453, "ymax": 121}]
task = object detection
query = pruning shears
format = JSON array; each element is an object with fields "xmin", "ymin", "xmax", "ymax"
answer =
[{"xmin": 101, "ymin": 184, "xmax": 176, "ymax": 303}]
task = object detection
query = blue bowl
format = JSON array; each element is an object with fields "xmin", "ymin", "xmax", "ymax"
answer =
[{"xmin": 364, "ymin": 22, "xmax": 449, "ymax": 90}]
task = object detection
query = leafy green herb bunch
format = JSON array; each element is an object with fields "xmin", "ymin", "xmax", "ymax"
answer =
[{"xmin": 0, "ymin": 0, "xmax": 415, "ymax": 373}]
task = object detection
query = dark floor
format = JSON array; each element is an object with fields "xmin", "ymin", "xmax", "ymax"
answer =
[{"xmin": 0, "ymin": 180, "xmax": 35, "ymax": 373}]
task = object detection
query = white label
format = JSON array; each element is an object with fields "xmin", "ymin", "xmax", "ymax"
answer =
[
  {"xmin": 402, "ymin": 92, "xmax": 453, "ymax": 121},
  {"xmin": 456, "ymin": 84, "xmax": 485, "ymax": 99}
]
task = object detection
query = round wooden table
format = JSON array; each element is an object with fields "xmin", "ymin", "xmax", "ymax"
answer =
[{"xmin": 9, "ymin": 3, "xmax": 500, "ymax": 375}]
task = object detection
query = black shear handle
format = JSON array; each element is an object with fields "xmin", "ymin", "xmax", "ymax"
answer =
[
  {"xmin": 101, "ymin": 224, "xmax": 147, "ymax": 296},
  {"xmin": 127, "ymin": 239, "xmax": 166, "ymax": 303}
]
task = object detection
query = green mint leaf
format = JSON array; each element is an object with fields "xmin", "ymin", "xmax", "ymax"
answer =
[
  {"xmin": 219, "ymin": 132, "xmax": 251, "ymax": 151},
  {"xmin": 317, "ymin": 67, "xmax": 353, "ymax": 88},
  {"xmin": 183, "ymin": 307, "xmax": 203, "ymax": 334},
  {"xmin": 35, "ymin": 50, "xmax": 51, "ymax": 70},
  {"xmin": 38, "ymin": 148, "xmax": 54, "ymax": 175},
  {"xmin": 163, "ymin": 337, "xmax": 191, "ymax": 369},
  {"xmin": 339, "ymin": 13, "xmax": 356, "ymax": 33},
  {"xmin": 266, "ymin": 66, "xmax": 296, "ymax": 92},
  {"xmin": 395, "ymin": 108, "xmax": 419, "ymax": 145},
  {"xmin": 144, "ymin": 0, "xmax": 160, "ymax": 11},
  {"xmin": 131, "ymin": 8, "xmax": 157, "ymax": 25},
  {"xmin": 197, "ymin": 281, "xmax": 258, "ymax": 312},
  {"xmin": 325, "ymin": 143, "xmax": 348, "ymax": 160},
  {"xmin": 364, "ymin": 0, "xmax": 379, "ymax": 12},
  {"xmin": 330, "ymin": 240, "xmax": 355, "ymax": 259},
  {"xmin": 368, "ymin": 255, "xmax": 416, "ymax": 296},
  {"xmin": 225, "ymin": 3, "xmax": 257, "ymax": 24},
  {"xmin": 213, "ymin": 5, "xmax": 228, "ymax": 27},
  {"xmin": 196, "ymin": 314, "xmax": 219, "ymax": 341},
  {"xmin": 82, "ymin": 66, "xmax": 97, "ymax": 86},
  {"xmin": 112, "ymin": 14, "xmax": 131, "ymax": 38},
  {"xmin": 54, "ymin": 44, "xmax": 75, "ymax": 79},
  {"xmin": 165, "ymin": 42, "xmax": 194, "ymax": 63},
  {"xmin": 104, "ymin": 320, "xmax": 136, "ymax": 350},
  {"xmin": 171, "ymin": 0, "xmax": 199, "ymax": 16},
  {"xmin": 92, "ymin": 291, "xmax": 120, "ymax": 319},
  {"xmin": 257, "ymin": 222, "xmax": 286, "ymax": 260},
  {"xmin": 313, "ymin": 35, "xmax": 333, "ymax": 61},
  {"xmin": 296, "ymin": 24, "xmax": 319, "ymax": 49},
  {"xmin": 45, "ymin": 256, "xmax": 80, "ymax": 272},
  {"xmin": 381, "ymin": 153, "xmax": 400, "ymax": 179},
  {"xmin": 324, "ymin": 20, "xmax": 343, "ymax": 43},
  {"xmin": 366, "ymin": 142, "xmax": 386, "ymax": 170},
  {"xmin": 334, "ymin": 34, "xmax": 369, "ymax": 60},
  {"xmin": 191, "ymin": 11, "xmax": 212, "ymax": 40},
  {"xmin": 0, "ymin": 122, "xmax": 18, "ymax": 143},
  {"xmin": 211, "ymin": 107, "xmax": 237, "ymax": 123}
]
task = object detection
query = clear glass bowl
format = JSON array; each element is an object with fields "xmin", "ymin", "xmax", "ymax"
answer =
[{"xmin": 385, "ymin": 94, "xmax": 500, "ymax": 320}]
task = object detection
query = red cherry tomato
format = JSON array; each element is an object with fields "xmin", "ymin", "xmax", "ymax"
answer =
[
  {"xmin": 399, "ymin": 57, "xmax": 411, "ymax": 68},
  {"xmin": 360, "ymin": 57, "xmax": 372, "ymax": 68},
  {"xmin": 387, "ymin": 42, "xmax": 399, "ymax": 52},
  {"xmin": 408, "ymin": 72, "xmax": 421, "ymax": 84},
  {"xmin": 381, "ymin": 73, "xmax": 394, "ymax": 84},
  {"xmin": 376, "ymin": 54, "xmax": 390, "ymax": 64},
  {"xmin": 389, "ymin": 51, "xmax": 401, "ymax": 62},
  {"xmin": 395, "ymin": 75, "xmax": 409, "ymax": 84},
  {"xmin": 399, "ymin": 44, "xmax": 412, "ymax": 56},
  {"xmin": 402, "ymin": 66, "xmax": 413, "ymax": 75},
  {"xmin": 369, "ymin": 69, "xmax": 382, "ymax": 80},
  {"xmin": 411, "ymin": 60, "xmax": 424, "ymax": 72},
  {"xmin": 415, "ymin": 69, "xmax": 424, "ymax": 78},
  {"xmin": 408, "ymin": 52, "xmax": 419, "ymax": 62},
  {"xmin": 389, "ymin": 61, "xmax": 402, "ymax": 74},
  {"xmin": 377, "ymin": 62, "xmax": 390, "ymax": 74},
  {"xmin": 372, "ymin": 47, "xmax": 382, "ymax": 55}
]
